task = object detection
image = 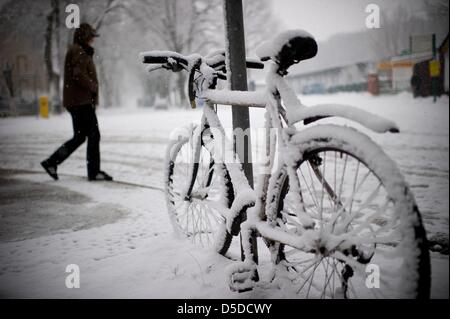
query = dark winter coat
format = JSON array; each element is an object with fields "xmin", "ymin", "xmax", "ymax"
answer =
[{"xmin": 63, "ymin": 43, "xmax": 99, "ymax": 108}]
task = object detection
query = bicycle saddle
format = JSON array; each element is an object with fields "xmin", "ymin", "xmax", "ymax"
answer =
[{"xmin": 256, "ymin": 30, "xmax": 318, "ymax": 75}]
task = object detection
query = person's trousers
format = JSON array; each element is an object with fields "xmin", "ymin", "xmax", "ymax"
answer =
[{"xmin": 46, "ymin": 105, "xmax": 100, "ymax": 178}]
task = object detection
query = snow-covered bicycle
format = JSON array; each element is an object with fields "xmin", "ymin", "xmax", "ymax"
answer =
[{"xmin": 141, "ymin": 30, "xmax": 430, "ymax": 298}]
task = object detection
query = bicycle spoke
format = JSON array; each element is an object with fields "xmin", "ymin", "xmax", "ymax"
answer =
[
  {"xmin": 348, "ymin": 161, "xmax": 360, "ymax": 217},
  {"xmin": 319, "ymin": 152, "xmax": 327, "ymax": 229},
  {"xmin": 341, "ymin": 182, "xmax": 383, "ymax": 228},
  {"xmin": 299, "ymin": 169, "xmax": 320, "ymax": 211},
  {"xmin": 320, "ymin": 258, "xmax": 336, "ymax": 298},
  {"xmin": 320, "ymin": 257, "xmax": 333, "ymax": 299},
  {"xmin": 292, "ymin": 257, "xmax": 320, "ymax": 280},
  {"xmin": 348, "ymin": 198, "xmax": 391, "ymax": 236},
  {"xmin": 336, "ymin": 153, "xmax": 348, "ymax": 213},
  {"xmin": 331, "ymin": 259, "xmax": 337, "ymax": 298},
  {"xmin": 306, "ymin": 161, "xmax": 321, "ymax": 209},
  {"xmin": 168, "ymin": 137, "xmax": 230, "ymax": 249},
  {"xmin": 283, "ymin": 253, "xmax": 316, "ymax": 264},
  {"xmin": 330, "ymin": 179, "xmax": 382, "ymax": 234},
  {"xmin": 295, "ymin": 258, "xmax": 321, "ymax": 294},
  {"xmin": 334, "ymin": 152, "xmax": 337, "ymax": 211}
]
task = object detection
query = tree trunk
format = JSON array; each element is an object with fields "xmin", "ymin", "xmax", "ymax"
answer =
[
  {"xmin": 44, "ymin": 0, "xmax": 62, "ymax": 114},
  {"xmin": 97, "ymin": 57, "xmax": 115, "ymax": 108},
  {"xmin": 53, "ymin": 0, "xmax": 62, "ymax": 113}
]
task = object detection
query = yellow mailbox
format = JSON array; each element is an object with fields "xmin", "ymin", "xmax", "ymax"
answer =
[
  {"xmin": 429, "ymin": 59, "xmax": 441, "ymax": 77},
  {"xmin": 39, "ymin": 96, "xmax": 49, "ymax": 118}
]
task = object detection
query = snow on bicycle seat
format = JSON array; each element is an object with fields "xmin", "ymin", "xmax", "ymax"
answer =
[{"xmin": 256, "ymin": 30, "xmax": 318, "ymax": 74}]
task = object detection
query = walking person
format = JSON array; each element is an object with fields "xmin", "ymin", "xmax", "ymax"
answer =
[{"xmin": 41, "ymin": 23, "xmax": 112, "ymax": 181}]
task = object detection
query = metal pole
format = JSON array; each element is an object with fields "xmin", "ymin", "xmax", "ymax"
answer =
[
  {"xmin": 224, "ymin": 0, "xmax": 258, "ymax": 263},
  {"xmin": 224, "ymin": 0, "xmax": 253, "ymax": 186}
]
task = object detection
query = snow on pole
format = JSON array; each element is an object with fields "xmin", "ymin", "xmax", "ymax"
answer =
[
  {"xmin": 223, "ymin": 0, "xmax": 258, "ymax": 263},
  {"xmin": 223, "ymin": 0, "xmax": 254, "ymax": 188}
]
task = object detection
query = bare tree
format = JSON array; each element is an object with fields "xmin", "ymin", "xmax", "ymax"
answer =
[
  {"xmin": 132, "ymin": 0, "xmax": 222, "ymax": 106},
  {"xmin": 44, "ymin": 0, "xmax": 62, "ymax": 113},
  {"xmin": 94, "ymin": 0, "xmax": 130, "ymax": 30},
  {"xmin": 368, "ymin": 4, "xmax": 426, "ymax": 58},
  {"xmin": 0, "ymin": 0, "xmax": 47, "ymax": 43},
  {"xmin": 243, "ymin": 0, "xmax": 279, "ymax": 54},
  {"xmin": 1, "ymin": 0, "xmax": 279, "ymax": 111},
  {"xmin": 0, "ymin": 0, "xmax": 48, "ymax": 112},
  {"xmin": 90, "ymin": 0, "xmax": 132, "ymax": 108},
  {"xmin": 131, "ymin": 0, "xmax": 278, "ymax": 106},
  {"xmin": 424, "ymin": 0, "xmax": 449, "ymax": 20}
]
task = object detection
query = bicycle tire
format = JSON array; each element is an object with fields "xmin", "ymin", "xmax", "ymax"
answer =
[
  {"xmin": 266, "ymin": 124, "xmax": 430, "ymax": 299},
  {"xmin": 165, "ymin": 136, "xmax": 234, "ymax": 255}
]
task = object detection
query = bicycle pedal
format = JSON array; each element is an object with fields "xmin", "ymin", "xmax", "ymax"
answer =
[{"xmin": 227, "ymin": 262, "xmax": 258, "ymax": 293}]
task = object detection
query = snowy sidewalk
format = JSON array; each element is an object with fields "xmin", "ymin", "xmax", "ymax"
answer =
[
  {"xmin": 0, "ymin": 93, "xmax": 448, "ymax": 298},
  {"xmin": 0, "ymin": 170, "xmax": 234, "ymax": 298},
  {"xmin": 0, "ymin": 169, "xmax": 447, "ymax": 298},
  {"xmin": 0, "ymin": 170, "xmax": 315, "ymax": 298}
]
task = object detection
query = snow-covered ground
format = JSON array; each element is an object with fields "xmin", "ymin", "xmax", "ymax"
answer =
[{"xmin": 0, "ymin": 92, "xmax": 448, "ymax": 298}]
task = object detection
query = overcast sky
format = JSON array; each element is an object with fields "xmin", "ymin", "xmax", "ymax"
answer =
[
  {"xmin": 272, "ymin": 0, "xmax": 427, "ymax": 41},
  {"xmin": 0, "ymin": 0, "xmax": 432, "ymax": 43}
]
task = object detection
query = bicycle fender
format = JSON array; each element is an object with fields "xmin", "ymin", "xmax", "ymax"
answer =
[{"xmin": 288, "ymin": 104, "xmax": 399, "ymax": 133}]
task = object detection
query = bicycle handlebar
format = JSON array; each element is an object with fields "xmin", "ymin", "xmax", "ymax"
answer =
[
  {"xmin": 142, "ymin": 54, "xmax": 189, "ymax": 68},
  {"xmin": 246, "ymin": 60, "xmax": 265, "ymax": 69},
  {"xmin": 141, "ymin": 51, "xmax": 264, "ymax": 73},
  {"xmin": 141, "ymin": 50, "xmax": 265, "ymax": 109}
]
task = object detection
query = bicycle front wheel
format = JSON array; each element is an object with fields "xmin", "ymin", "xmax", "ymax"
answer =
[
  {"xmin": 165, "ymin": 134, "xmax": 234, "ymax": 255},
  {"xmin": 266, "ymin": 125, "xmax": 430, "ymax": 299}
]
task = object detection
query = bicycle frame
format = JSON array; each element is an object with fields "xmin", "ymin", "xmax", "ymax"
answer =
[
  {"xmin": 184, "ymin": 59, "xmax": 400, "ymax": 268},
  {"xmin": 180, "ymin": 63, "xmax": 313, "ymax": 264},
  {"xmin": 143, "ymin": 38, "xmax": 429, "ymax": 297}
]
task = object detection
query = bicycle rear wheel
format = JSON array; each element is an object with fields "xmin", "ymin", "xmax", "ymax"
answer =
[
  {"xmin": 165, "ymin": 134, "xmax": 234, "ymax": 255},
  {"xmin": 266, "ymin": 125, "xmax": 430, "ymax": 299}
]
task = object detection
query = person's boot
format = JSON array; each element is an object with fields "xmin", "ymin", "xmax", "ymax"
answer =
[
  {"xmin": 41, "ymin": 160, "xmax": 58, "ymax": 180},
  {"xmin": 88, "ymin": 171, "xmax": 113, "ymax": 181}
]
